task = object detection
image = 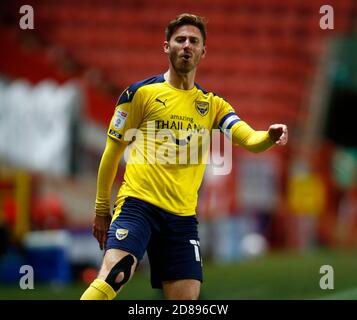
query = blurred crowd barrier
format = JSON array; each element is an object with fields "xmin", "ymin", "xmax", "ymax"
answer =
[{"xmin": 0, "ymin": 79, "xmax": 82, "ymax": 175}]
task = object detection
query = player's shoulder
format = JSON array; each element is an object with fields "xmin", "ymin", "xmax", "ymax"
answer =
[
  {"xmin": 117, "ymin": 74, "xmax": 166, "ymax": 105},
  {"xmin": 195, "ymin": 82, "xmax": 227, "ymax": 103},
  {"xmin": 195, "ymin": 82, "xmax": 213, "ymax": 96}
]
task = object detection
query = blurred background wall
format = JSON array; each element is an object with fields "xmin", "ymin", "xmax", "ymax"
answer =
[{"xmin": 0, "ymin": 0, "xmax": 356, "ymax": 288}]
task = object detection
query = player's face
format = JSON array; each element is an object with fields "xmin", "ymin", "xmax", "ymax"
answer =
[{"xmin": 164, "ymin": 25, "xmax": 206, "ymax": 74}]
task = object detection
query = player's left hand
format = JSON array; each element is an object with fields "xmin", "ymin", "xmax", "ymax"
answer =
[
  {"xmin": 268, "ymin": 124, "xmax": 288, "ymax": 146},
  {"xmin": 93, "ymin": 214, "xmax": 112, "ymax": 250}
]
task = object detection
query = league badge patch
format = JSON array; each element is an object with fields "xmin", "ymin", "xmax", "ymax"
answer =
[{"xmin": 113, "ymin": 109, "xmax": 128, "ymax": 129}]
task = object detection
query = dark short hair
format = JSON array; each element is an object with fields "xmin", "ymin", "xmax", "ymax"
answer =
[{"xmin": 165, "ymin": 13, "xmax": 207, "ymax": 45}]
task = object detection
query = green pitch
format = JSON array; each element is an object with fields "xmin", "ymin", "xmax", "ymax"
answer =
[{"xmin": 1, "ymin": 249, "xmax": 357, "ymax": 300}]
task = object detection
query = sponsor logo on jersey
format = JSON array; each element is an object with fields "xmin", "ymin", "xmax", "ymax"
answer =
[
  {"xmin": 109, "ymin": 129, "xmax": 122, "ymax": 139},
  {"xmin": 170, "ymin": 114, "xmax": 194, "ymax": 123},
  {"xmin": 113, "ymin": 109, "xmax": 128, "ymax": 129},
  {"xmin": 155, "ymin": 119, "xmax": 205, "ymax": 133},
  {"xmin": 116, "ymin": 228, "xmax": 129, "ymax": 240},
  {"xmin": 195, "ymin": 101, "xmax": 209, "ymax": 116}
]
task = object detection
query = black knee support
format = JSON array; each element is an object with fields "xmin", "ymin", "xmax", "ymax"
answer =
[{"xmin": 105, "ymin": 254, "xmax": 135, "ymax": 291}]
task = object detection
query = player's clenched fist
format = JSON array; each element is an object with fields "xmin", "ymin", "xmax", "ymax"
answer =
[{"xmin": 268, "ymin": 124, "xmax": 288, "ymax": 146}]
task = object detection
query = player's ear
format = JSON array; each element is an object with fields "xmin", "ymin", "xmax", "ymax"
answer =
[
  {"xmin": 201, "ymin": 46, "xmax": 206, "ymax": 58},
  {"xmin": 163, "ymin": 41, "xmax": 169, "ymax": 54}
]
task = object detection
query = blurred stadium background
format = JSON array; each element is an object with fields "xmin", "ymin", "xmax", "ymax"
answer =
[{"xmin": 0, "ymin": 0, "xmax": 357, "ymax": 300}]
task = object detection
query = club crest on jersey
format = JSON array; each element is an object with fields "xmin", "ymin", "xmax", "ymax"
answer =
[
  {"xmin": 116, "ymin": 228, "xmax": 129, "ymax": 240},
  {"xmin": 113, "ymin": 109, "xmax": 128, "ymax": 129},
  {"xmin": 195, "ymin": 101, "xmax": 209, "ymax": 117}
]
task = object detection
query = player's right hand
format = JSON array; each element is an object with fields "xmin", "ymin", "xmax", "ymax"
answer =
[{"xmin": 92, "ymin": 214, "xmax": 112, "ymax": 250}]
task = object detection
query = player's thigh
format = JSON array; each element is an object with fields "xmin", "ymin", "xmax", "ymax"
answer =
[
  {"xmin": 106, "ymin": 197, "xmax": 152, "ymax": 262},
  {"xmin": 147, "ymin": 227, "xmax": 203, "ymax": 291},
  {"xmin": 97, "ymin": 248, "xmax": 137, "ymax": 283},
  {"xmin": 163, "ymin": 279, "xmax": 201, "ymax": 300}
]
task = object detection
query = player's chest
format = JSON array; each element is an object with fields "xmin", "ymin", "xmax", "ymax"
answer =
[{"xmin": 143, "ymin": 93, "xmax": 213, "ymax": 133}]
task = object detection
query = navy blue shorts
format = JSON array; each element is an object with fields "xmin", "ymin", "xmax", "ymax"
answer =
[{"xmin": 106, "ymin": 197, "xmax": 203, "ymax": 289}]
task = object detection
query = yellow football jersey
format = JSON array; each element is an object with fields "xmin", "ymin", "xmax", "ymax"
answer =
[{"xmin": 107, "ymin": 75, "xmax": 272, "ymax": 217}]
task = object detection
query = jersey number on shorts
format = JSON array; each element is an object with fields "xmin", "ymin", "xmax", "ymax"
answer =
[{"xmin": 190, "ymin": 240, "xmax": 202, "ymax": 265}]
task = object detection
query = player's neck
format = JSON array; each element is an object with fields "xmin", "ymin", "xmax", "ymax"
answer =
[{"xmin": 164, "ymin": 69, "xmax": 196, "ymax": 90}]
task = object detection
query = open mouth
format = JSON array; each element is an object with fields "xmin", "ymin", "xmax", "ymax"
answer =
[{"xmin": 182, "ymin": 54, "xmax": 192, "ymax": 61}]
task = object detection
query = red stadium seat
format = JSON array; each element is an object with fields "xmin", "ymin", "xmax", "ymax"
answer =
[{"xmin": 2, "ymin": 0, "xmax": 356, "ymax": 128}]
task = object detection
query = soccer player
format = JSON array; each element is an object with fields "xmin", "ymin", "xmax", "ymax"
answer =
[{"xmin": 80, "ymin": 13, "xmax": 288, "ymax": 300}]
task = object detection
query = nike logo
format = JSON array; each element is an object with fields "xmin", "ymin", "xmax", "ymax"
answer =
[{"xmin": 155, "ymin": 98, "xmax": 168, "ymax": 108}]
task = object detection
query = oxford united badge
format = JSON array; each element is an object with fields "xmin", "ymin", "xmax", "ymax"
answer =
[
  {"xmin": 195, "ymin": 101, "xmax": 209, "ymax": 116},
  {"xmin": 116, "ymin": 228, "xmax": 129, "ymax": 240}
]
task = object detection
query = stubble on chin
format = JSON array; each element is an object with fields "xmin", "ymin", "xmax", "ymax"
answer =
[{"xmin": 170, "ymin": 55, "xmax": 197, "ymax": 74}]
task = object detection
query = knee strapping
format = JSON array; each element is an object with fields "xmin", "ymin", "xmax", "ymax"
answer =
[{"xmin": 105, "ymin": 254, "xmax": 135, "ymax": 291}]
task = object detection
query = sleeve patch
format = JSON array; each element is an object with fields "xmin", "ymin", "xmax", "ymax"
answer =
[
  {"xmin": 108, "ymin": 129, "xmax": 123, "ymax": 140},
  {"xmin": 112, "ymin": 109, "xmax": 128, "ymax": 129}
]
